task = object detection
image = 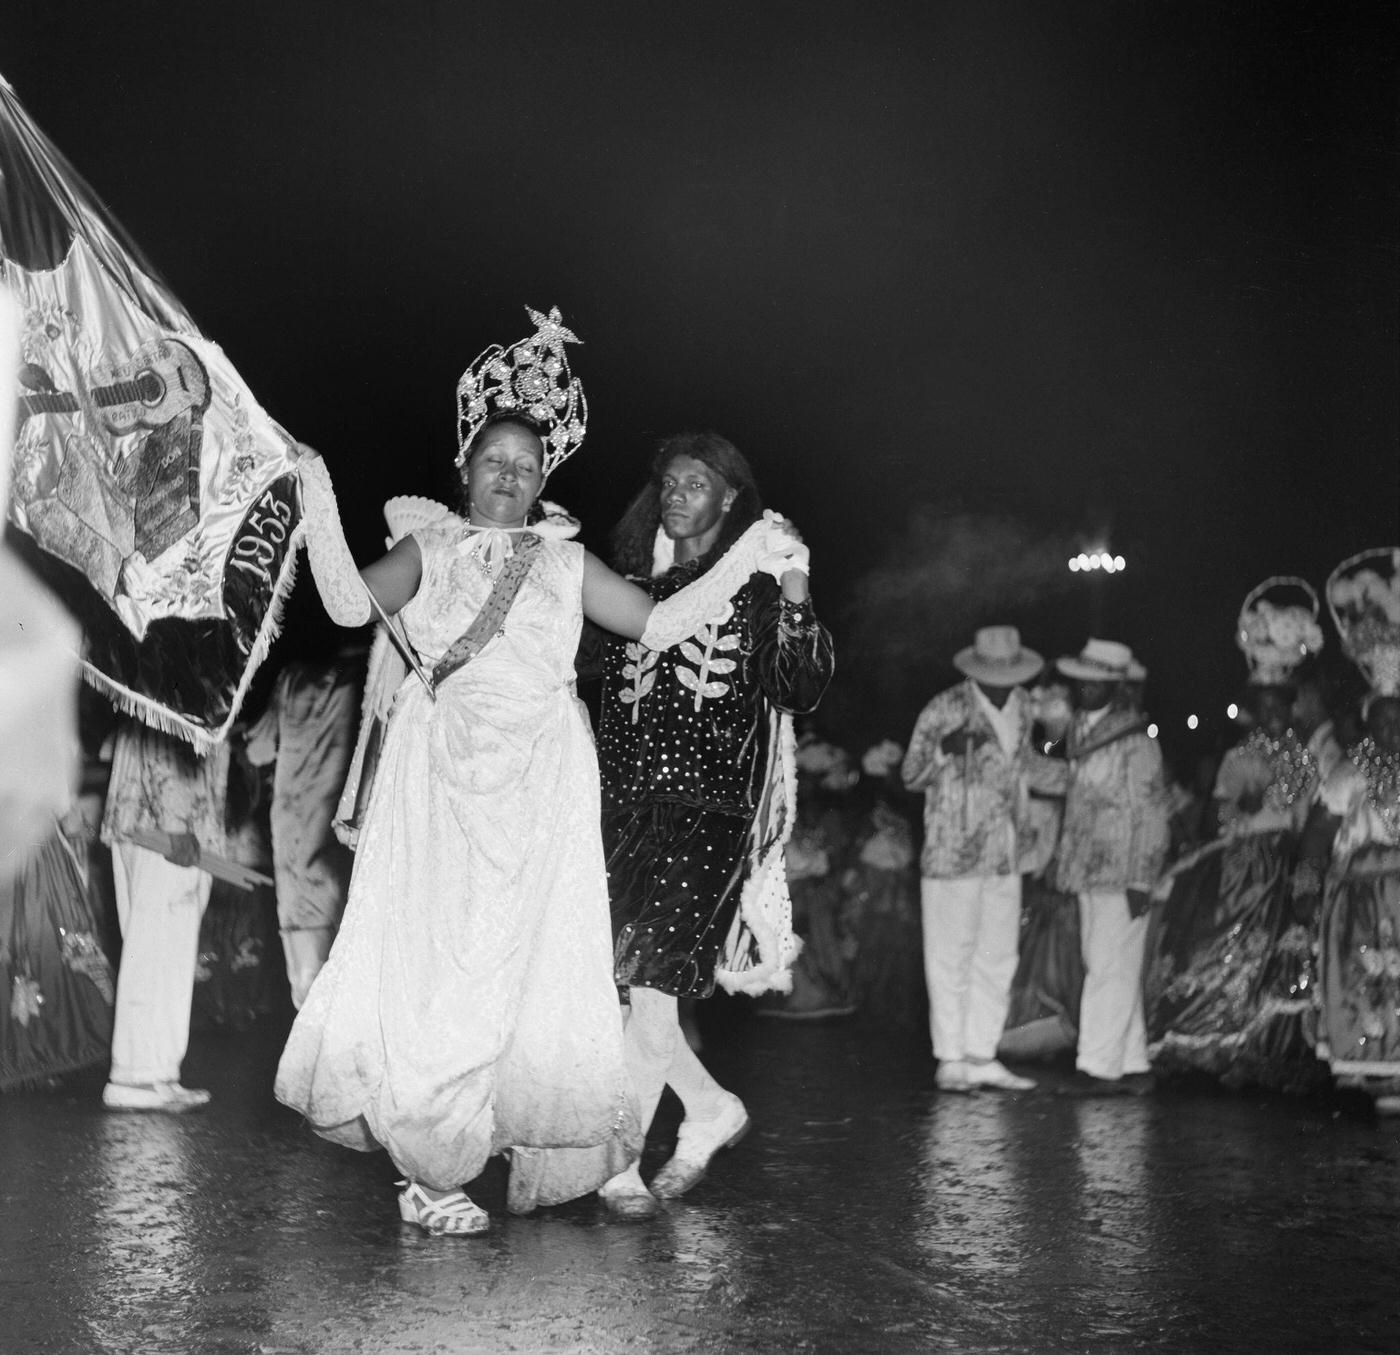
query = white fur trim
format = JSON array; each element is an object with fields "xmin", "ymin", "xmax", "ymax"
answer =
[{"xmin": 716, "ymin": 710, "xmax": 803, "ymax": 996}]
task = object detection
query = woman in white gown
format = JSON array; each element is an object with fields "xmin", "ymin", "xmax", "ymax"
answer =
[{"xmin": 276, "ymin": 308, "xmax": 800, "ymax": 1235}]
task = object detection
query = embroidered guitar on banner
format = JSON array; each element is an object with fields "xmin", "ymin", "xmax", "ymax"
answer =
[
  {"xmin": 2, "ymin": 77, "xmax": 305, "ymax": 749},
  {"xmin": 16, "ymin": 340, "xmax": 213, "ymax": 566},
  {"xmin": 17, "ymin": 337, "xmax": 211, "ymax": 432}
]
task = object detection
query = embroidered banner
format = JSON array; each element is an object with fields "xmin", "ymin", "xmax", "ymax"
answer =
[{"xmin": 0, "ymin": 77, "xmax": 301, "ymax": 748}]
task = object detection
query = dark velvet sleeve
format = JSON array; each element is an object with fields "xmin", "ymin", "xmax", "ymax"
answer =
[
  {"xmin": 574, "ymin": 619, "xmax": 612, "ymax": 682},
  {"xmin": 745, "ymin": 574, "xmax": 835, "ymax": 714}
]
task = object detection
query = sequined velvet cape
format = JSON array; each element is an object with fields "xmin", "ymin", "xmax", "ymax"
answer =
[{"xmin": 598, "ymin": 563, "xmax": 833, "ymax": 994}]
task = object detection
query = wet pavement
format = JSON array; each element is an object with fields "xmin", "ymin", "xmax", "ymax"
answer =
[{"xmin": 2, "ymin": 1007, "xmax": 1397, "ymax": 1354}]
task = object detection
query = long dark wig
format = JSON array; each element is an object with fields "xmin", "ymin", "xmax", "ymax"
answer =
[
  {"xmin": 457, "ymin": 411, "xmax": 548, "ymax": 524},
  {"xmin": 610, "ymin": 431, "xmax": 765, "ymax": 578}
]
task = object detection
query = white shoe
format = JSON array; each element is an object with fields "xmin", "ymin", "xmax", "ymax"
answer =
[
  {"xmin": 397, "ymin": 1181, "xmax": 490, "ymax": 1236},
  {"xmin": 965, "ymin": 1060, "xmax": 1035, "ymax": 1091},
  {"xmin": 598, "ymin": 1165, "xmax": 663, "ymax": 1220},
  {"xmin": 650, "ymin": 1093, "xmax": 751, "ymax": 1199},
  {"xmin": 102, "ymin": 1081, "xmax": 211, "ymax": 1113},
  {"xmin": 935, "ymin": 1060, "xmax": 973, "ymax": 1093}
]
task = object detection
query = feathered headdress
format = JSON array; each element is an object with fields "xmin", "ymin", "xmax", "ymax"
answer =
[
  {"xmin": 455, "ymin": 305, "xmax": 587, "ymax": 478},
  {"xmin": 1236, "ymin": 576, "xmax": 1324, "ymax": 686},
  {"xmin": 1327, "ymin": 548, "xmax": 1400, "ymax": 698}
]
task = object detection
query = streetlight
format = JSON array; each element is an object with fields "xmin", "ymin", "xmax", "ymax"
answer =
[
  {"xmin": 1068, "ymin": 547, "xmax": 1128, "ymax": 630},
  {"xmin": 1066, "ymin": 550, "xmax": 1127, "ymax": 574}
]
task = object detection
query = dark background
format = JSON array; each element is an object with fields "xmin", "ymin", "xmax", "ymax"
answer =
[{"xmin": 6, "ymin": 1, "xmax": 1398, "ymax": 770}]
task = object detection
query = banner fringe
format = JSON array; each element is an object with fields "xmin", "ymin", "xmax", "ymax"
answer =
[{"xmin": 80, "ymin": 521, "xmax": 305, "ymax": 752}]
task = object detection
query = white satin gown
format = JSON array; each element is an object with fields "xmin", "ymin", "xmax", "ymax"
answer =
[{"xmin": 275, "ymin": 529, "xmax": 641, "ymax": 1208}]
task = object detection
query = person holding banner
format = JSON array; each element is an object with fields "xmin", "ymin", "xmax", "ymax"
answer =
[
  {"xmin": 243, "ymin": 641, "xmax": 366, "ymax": 1009},
  {"xmin": 99, "ymin": 720, "xmax": 229, "ymax": 1112},
  {"xmin": 275, "ymin": 307, "xmax": 806, "ymax": 1236}
]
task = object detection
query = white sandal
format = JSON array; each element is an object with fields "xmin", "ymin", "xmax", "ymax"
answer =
[{"xmin": 396, "ymin": 1180, "xmax": 490, "ymax": 1236}]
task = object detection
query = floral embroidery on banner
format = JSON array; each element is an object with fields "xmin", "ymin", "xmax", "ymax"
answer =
[
  {"xmin": 121, "ymin": 526, "xmax": 220, "ymax": 609},
  {"xmin": 215, "ymin": 394, "xmax": 265, "ymax": 506},
  {"xmin": 618, "ymin": 643, "xmax": 659, "ymax": 724},
  {"xmin": 676, "ymin": 605, "xmax": 739, "ymax": 711}
]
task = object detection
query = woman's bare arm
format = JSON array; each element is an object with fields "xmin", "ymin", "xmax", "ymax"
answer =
[
  {"xmin": 580, "ymin": 551, "xmax": 654, "ymax": 640},
  {"xmin": 360, "ymin": 536, "xmax": 423, "ymax": 617}
]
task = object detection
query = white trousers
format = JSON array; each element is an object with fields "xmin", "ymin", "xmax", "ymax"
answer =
[
  {"xmin": 281, "ymin": 926, "xmax": 335, "ymax": 1010},
  {"xmin": 109, "ymin": 842, "xmax": 211, "ymax": 1086},
  {"xmin": 1075, "ymin": 890, "xmax": 1149, "ymax": 1080},
  {"xmin": 920, "ymin": 874, "xmax": 1022, "ymax": 1062}
]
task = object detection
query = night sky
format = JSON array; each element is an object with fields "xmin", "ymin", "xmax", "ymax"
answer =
[{"xmin": 7, "ymin": 2, "xmax": 1398, "ymax": 764}]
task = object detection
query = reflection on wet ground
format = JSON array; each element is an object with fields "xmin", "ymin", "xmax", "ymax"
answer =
[{"xmin": 2, "ymin": 1010, "xmax": 1397, "ymax": 1353}]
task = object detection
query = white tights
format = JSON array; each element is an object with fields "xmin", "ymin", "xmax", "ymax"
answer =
[
  {"xmin": 603, "ymin": 988, "xmax": 730, "ymax": 1192},
  {"xmin": 624, "ymin": 987, "xmax": 730, "ymax": 1132}
]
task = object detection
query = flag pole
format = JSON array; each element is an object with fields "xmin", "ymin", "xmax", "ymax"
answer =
[{"xmin": 364, "ymin": 586, "xmax": 435, "ymax": 701}]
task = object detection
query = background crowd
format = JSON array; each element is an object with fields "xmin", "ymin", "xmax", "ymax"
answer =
[{"xmin": 5, "ymin": 545, "xmax": 1397, "ymax": 1122}]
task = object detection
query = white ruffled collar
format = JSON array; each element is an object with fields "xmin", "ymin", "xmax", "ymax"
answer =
[{"xmin": 455, "ymin": 501, "xmax": 581, "ymax": 573}]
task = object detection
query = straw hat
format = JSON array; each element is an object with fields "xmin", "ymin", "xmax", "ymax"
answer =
[
  {"xmin": 1056, "ymin": 638, "xmax": 1135, "ymax": 683},
  {"xmin": 953, "ymin": 626, "xmax": 1044, "ymax": 687}
]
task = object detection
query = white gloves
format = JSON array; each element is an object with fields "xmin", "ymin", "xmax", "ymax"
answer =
[
  {"xmin": 758, "ymin": 510, "xmax": 810, "ymax": 579},
  {"xmin": 299, "ymin": 455, "xmax": 373, "ymax": 627}
]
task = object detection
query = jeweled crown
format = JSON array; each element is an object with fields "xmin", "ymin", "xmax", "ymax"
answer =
[
  {"xmin": 1235, "ymin": 576, "xmax": 1324, "ymax": 686},
  {"xmin": 455, "ymin": 305, "xmax": 587, "ymax": 478},
  {"xmin": 1327, "ymin": 548, "xmax": 1400, "ymax": 698}
]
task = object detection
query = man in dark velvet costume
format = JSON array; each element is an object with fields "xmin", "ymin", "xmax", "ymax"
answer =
[{"xmin": 594, "ymin": 431, "xmax": 834, "ymax": 1218}]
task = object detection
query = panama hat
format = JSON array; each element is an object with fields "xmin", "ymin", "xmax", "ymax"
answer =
[
  {"xmin": 954, "ymin": 626, "xmax": 1044, "ymax": 687},
  {"xmin": 1057, "ymin": 638, "xmax": 1135, "ymax": 682}
]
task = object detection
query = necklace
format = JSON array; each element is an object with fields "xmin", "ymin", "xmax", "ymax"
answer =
[
  {"xmin": 1350, "ymin": 736, "xmax": 1400, "ymax": 842},
  {"xmin": 460, "ymin": 523, "xmax": 527, "ymax": 579},
  {"xmin": 1241, "ymin": 727, "xmax": 1317, "ymax": 811}
]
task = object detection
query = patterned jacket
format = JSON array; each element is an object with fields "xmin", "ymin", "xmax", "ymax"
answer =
[
  {"xmin": 101, "ymin": 720, "xmax": 229, "ymax": 857},
  {"xmin": 902, "ymin": 681, "xmax": 1054, "ymax": 879},
  {"xmin": 1052, "ymin": 709, "xmax": 1169, "ymax": 894}
]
